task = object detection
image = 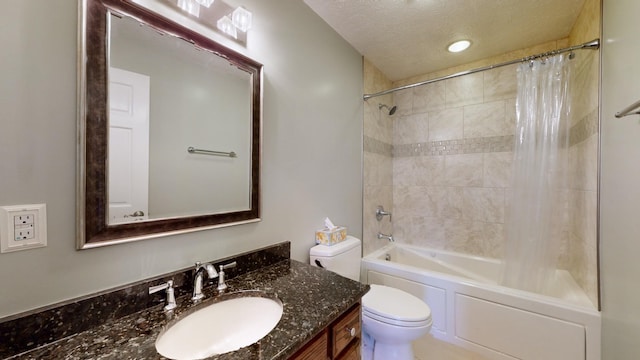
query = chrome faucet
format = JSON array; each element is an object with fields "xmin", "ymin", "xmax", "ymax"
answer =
[
  {"xmin": 192, "ymin": 262, "xmax": 218, "ymax": 301},
  {"xmin": 217, "ymin": 261, "xmax": 237, "ymax": 292},
  {"xmin": 375, "ymin": 206, "xmax": 392, "ymax": 221},
  {"xmin": 377, "ymin": 232, "xmax": 394, "ymax": 242},
  {"xmin": 149, "ymin": 280, "xmax": 177, "ymax": 312}
]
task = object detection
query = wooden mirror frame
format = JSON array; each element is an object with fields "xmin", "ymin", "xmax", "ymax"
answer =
[{"xmin": 77, "ymin": 0, "xmax": 262, "ymax": 249}]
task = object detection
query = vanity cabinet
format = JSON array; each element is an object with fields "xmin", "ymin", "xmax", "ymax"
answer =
[{"xmin": 290, "ymin": 303, "xmax": 361, "ymax": 360}]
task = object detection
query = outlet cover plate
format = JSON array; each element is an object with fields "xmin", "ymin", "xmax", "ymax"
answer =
[{"xmin": 1, "ymin": 204, "xmax": 47, "ymax": 253}]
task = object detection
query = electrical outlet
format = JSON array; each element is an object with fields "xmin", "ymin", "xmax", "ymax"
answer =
[
  {"xmin": 1, "ymin": 204, "xmax": 47, "ymax": 253},
  {"xmin": 14, "ymin": 214, "xmax": 35, "ymax": 226},
  {"xmin": 15, "ymin": 224, "xmax": 35, "ymax": 240}
]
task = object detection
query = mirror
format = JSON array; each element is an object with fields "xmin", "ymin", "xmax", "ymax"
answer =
[{"xmin": 77, "ymin": 0, "xmax": 262, "ymax": 248}]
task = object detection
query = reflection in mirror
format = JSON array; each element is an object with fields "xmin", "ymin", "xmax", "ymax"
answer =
[
  {"xmin": 77, "ymin": 0, "xmax": 262, "ymax": 248},
  {"xmin": 108, "ymin": 13, "xmax": 252, "ymax": 224}
]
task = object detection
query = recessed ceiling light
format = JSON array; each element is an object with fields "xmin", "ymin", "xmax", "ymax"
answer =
[{"xmin": 448, "ymin": 40, "xmax": 471, "ymax": 53}]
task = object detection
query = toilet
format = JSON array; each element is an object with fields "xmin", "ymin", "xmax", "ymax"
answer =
[{"xmin": 310, "ymin": 236, "xmax": 432, "ymax": 360}]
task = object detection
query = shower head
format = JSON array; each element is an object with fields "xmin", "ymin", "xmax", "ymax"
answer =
[{"xmin": 379, "ymin": 103, "xmax": 397, "ymax": 116}]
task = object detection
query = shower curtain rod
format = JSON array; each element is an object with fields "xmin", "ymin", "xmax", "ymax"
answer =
[{"xmin": 363, "ymin": 38, "xmax": 600, "ymax": 100}]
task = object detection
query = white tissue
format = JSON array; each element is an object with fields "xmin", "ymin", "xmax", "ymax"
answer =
[{"xmin": 324, "ymin": 217, "xmax": 337, "ymax": 230}]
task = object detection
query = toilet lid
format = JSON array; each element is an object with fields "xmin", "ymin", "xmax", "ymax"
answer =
[{"xmin": 362, "ymin": 284, "xmax": 432, "ymax": 327}]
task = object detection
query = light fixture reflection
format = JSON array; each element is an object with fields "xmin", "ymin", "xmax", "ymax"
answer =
[
  {"xmin": 177, "ymin": 0, "xmax": 200, "ymax": 17},
  {"xmin": 175, "ymin": 0, "xmax": 253, "ymax": 41},
  {"xmin": 448, "ymin": 40, "xmax": 471, "ymax": 53},
  {"xmin": 195, "ymin": 0, "xmax": 215, "ymax": 7},
  {"xmin": 232, "ymin": 7, "xmax": 252, "ymax": 32},
  {"xmin": 217, "ymin": 15, "xmax": 238, "ymax": 39}
]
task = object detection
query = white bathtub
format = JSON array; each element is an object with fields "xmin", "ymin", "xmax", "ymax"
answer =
[{"xmin": 361, "ymin": 243, "xmax": 601, "ymax": 360}]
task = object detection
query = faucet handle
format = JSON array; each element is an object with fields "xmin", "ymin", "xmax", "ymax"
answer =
[
  {"xmin": 219, "ymin": 261, "xmax": 237, "ymax": 271},
  {"xmin": 217, "ymin": 261, "xmax": 237, "ymax": 292},
  {"xmin": 149, "ymin": 280, "xmax": 177, "ymax": 312}
]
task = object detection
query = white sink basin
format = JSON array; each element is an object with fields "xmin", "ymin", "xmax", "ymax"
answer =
[{"xmin": 155, "ymin": 294, "xmax": 283, "ymax": 359}]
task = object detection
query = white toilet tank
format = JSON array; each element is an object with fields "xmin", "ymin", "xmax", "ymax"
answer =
[{"xmin": 310, "ymin": 236, "xmax": 361, "ymax": 281}]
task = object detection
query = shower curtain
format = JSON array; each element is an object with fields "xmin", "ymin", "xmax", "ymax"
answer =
[{"xmin": 501, "ymin": 54, "xmax": 571, "ymax": 294}]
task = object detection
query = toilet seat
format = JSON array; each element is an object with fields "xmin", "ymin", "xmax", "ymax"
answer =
[{"xmin": 362, "ymin": 284, "xmax": 432, "ymax": 327}]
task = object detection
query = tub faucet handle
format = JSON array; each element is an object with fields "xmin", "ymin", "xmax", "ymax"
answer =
[{"xmin": 375, "ymin": 206, "xmax": 392, "ymax": 222}]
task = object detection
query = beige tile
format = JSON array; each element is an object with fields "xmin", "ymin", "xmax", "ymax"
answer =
[
  {"xmin": 505, "ymin": 97, "xmax": 517, "ymax": 130},
  {"xmin": 579, "ymin": 134, "xmax": 598, "ymax": 191},
  {"xmin": 568, "ymin": 133, "xmax": 597, "ymax": 192},
  {"xmin": 393, "ymin": 156, "xmax": 445, "ymax": 187},
  {"xmin": 394, "ymin": 112, "xmax": 429, "ymax": 145},
  {"xmin": 481, "ymin": 222, "xmax": 506, "ymax": 259},
  {"xmin": 570, "ymin": 51, "xmax": 599, "ymax": 124},
  {"xmin": 394, "ymin": 186, "xmax": 463, "ymax": 219},
  {"xmin": 443, "ymin": 154, "xmax": 483, "ymax": 187},
  {"xmin": 442, "ymin": 187, "xmax": 464, "ymax": 219},
  {"xmin": 444, "ymin": 219, "xmax": 486, "ymax": 255},
  {"xmin": 484, "ymin": 64, "xmax": 518, "ymax": 102},
  {"xmin": 445, "ymin": 72, "xmax": 484, "ymax": 108},
  {"xmin": 429, "ymin": 108, "xmax": 464, "ymax": 142},
  {"xmin": 393, "ymin": 186, "xmax": 424, "ymax": 217},
  {"xmin": 364, "ymin": 98, "xmax": 393, "ymax": 143},
  {"xmin": 395, "ymin": 88, "xmax": 413, "ymax": 117},
  {"xmin": 363, "ymin": 152, "xmax": 392, "ymax": 187},
  {"xmin": 414, "ymin": 81, "xmax": 446, "ymax": 113},
  {"xmin": 463, "ymin": 187, "xmax": 505, "ymax": 223},
  {"xmin": 463, "ymin": 100, "xmax": 510, "ymax": 138},
  {"xmin": 584, "ymin": 190, "xmax": 598, "ymax": 253},
  {"xmin": 393, "ymin": 157, "xmax": 417, "ymax": 187},
  {"xmin": 393, "ymin": 215, "xmax": 447, "ymax": 249},
  {"xmin": 570, "ymin": 189, "xmax": 597, "ymax": 252},
  {"xmin": 484, "ymin": 152, "xmax": 513, "ymax": 188}
]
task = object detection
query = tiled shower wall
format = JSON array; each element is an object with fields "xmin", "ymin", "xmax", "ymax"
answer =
[
  {"xmin": 363, "ymin": 48, "xmax": 599, "ymax": 306},
  {"xmin": 564, "ymin": 49, "xmax": 599, "ymax": 306},
  {"xmin": 363, "ymin": 59, "xmax": 394, "ymax": 256},
  {"xmin": 391, "ymin": 65, "xmax": 516, "ymax": 258}
]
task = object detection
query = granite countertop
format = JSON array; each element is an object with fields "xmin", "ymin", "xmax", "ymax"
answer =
[{"xmin": 8, "ymin": 260, "xmax": 368, "ymax": 360}]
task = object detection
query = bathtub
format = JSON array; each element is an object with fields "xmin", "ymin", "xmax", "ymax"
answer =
[{"xmin": 361, "ymin": 243, "xmax": 601, "ymax": 360}]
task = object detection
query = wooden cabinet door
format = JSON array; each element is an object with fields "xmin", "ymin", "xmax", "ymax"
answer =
[{"xmin": 290, "ymin": 330, "xmax": 329, "ymax": 360}]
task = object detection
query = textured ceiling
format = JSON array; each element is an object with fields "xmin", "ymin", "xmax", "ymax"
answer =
[{"xmin": 303, "ymin": 0, "xmax": 586, "ymax": 81}]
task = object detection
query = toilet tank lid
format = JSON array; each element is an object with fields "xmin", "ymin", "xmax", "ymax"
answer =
[{"xmin": 310, "ymin": 236, "xmax": 361, "ymax": 257}]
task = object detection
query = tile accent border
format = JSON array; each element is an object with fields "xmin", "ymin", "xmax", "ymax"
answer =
[
  {"xmin": 378, "ymin": 107, "xmax": 598, "ymax": 159},
  {"xmin": 394, "ymin": 135, "xmax": 515, "ymax": 157}
]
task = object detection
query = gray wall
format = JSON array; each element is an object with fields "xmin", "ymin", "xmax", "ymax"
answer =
[
  {"xmin": 0, "ymin": 0, "xmax": 363, "ymax": 318},
  {"xmin": 601, "ymin": 0, "xmax": 640, "ymax": 357}
]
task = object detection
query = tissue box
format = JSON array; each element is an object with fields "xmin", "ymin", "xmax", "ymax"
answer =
[{"xmin": 315, "ymin": 226, "xmax": 347, "ymax": 245}]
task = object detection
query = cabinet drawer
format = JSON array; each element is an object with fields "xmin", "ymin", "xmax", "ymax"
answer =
[{"xmin": 330, "ymin": 304, "xmax": 361, "ymax": 358}]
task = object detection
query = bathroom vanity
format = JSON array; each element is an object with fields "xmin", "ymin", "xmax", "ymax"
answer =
[{"xmin": 0, "ymin": 242, "xmax": 368, "ymax": 359}]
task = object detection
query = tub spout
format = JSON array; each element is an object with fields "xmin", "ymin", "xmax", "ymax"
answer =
[{"xmin": 377, "ymin": 232, "xmax": 394, "ymax": 242}]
